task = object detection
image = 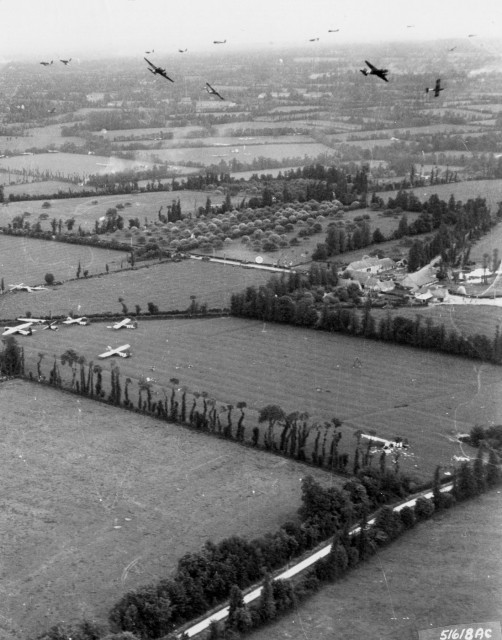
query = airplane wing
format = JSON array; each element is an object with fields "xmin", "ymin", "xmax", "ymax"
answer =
[
  {"xmin": 144, "ymin": 57, "xmax": 157, "ymax": 70},
  {"xmin": 98, "ymin": 349, "xmax": 114, "ymax": 358},
  {"xmin": 365, "ymin": 60, "xmax": 377, "ymax": 71},
  {"xmin": 159, "ymin": 70, "xmax": 174, "ymax": 82}
]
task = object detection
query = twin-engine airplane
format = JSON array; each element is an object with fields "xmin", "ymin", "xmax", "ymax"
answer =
[
  {"xmin": 62, "ymin": 316, "xmax": 89, "ymax": 326},
  {"xmin": 426, "ymin": 79, "xmax": 444, "ymax": 97},
  {"xmin": 98, "ymin": 344, "xmax": 131, "ymax": 359},
  {"xmin": 9, "ymin": 283, "xmax": 47, "ymax": 292},
  {"xmin": 107, "ymin": 318, "xmax": 138, "ymax": 330},
  {"xmin": 360, "ymin": 60, "xmax": 389, "ymax": 82},
  {"xmin": 2, "ymin": 322, "xmax": 35, "ymax": 336},
  {"xmin": 144, "ymin": 57, "xmax": 174, "ymax": 82},
  {"xmin": 205, "ymin": 82, "xmax": 224, "ymax": 100},
  {"xmin": 40, "ymin": 60, "xmax": 53, "ymax": 66}
]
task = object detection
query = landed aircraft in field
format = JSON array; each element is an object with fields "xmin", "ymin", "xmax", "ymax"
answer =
[
  {"xmin": 360, "ymin": 60, "xmax": 389, "ymax": 82},
  {"xmin": 425, "ymin": 78, "xmax": 444, "ymax": 97},
  {"xmin": 42, "ymin": 321, "xmax": 59, "ymax": 331},
  {"xmin": 17, "ymin": 317, "xmax": 49, "ymax": 324},
  {"xmin": 205, "ymin": 82, "xmax": 224, "ymax": 100},
  {"xmin": 2, "ymin": 322, "xmax": 35, "ymax": 336},
  {"xmin": 9, "ymin": 283, "xmax": 47, "ymax": 292},
  {"xmin": 62, "ymin": 316, "xmax": 89, "ymax": 326},
  {"xmin": 107, "ymin": 318, "xmax": 138, "ymax": 330},
  {"xmin": 98, "ymin": 344, "xmax": 131, "ymax": 359},
  {"xmin": 144, "ymin": 57, "xmax": 174, "ymax": 82}
]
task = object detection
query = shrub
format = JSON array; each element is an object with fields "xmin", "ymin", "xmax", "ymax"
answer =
[
  {"xmin": 414, "ymin": 496, "xmax": 435, "ymax": 520},
  {"xmin": 399, "ymin": 505, "xmax": 416, "ymax": 529},
  {"xmin": 44, "ymin": 272, "xmax": 55, "ymax": 285}
]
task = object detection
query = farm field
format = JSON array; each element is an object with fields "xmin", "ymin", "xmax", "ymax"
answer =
[
  {"xmin": 380, "ymin": 179, "xmax": 502, "ymax": 212},
  {"xmin": 248, "ymin": 489, "xmax": 502, "ymax": 640},
  {"xmin": 134, "ymin": 142, "xmax": 332, "ymax": 165},
  {"xmin": 19, "ymin": 316, "xmax": 499, "ymax": 481},
  {"xmin": 0, "ymin": 378, "xmax": 337, "ymax": 640},
  {"xmin": 3, "ymin": 180, "xmax": 96, "ymax": 198},
  {"xmin": 0, "ymin": 153, "xmax": 154, "ymax": 178},
  {"xmin": 0, "ymin": 189, "xmax": 230, "ymax": 233},
  {"xmin": 0, "ymin": 259, "xmax": 271, "ymax": 318},
  {"xmin": 0, "ymin": 235, "xmax": 129, "ymax": 285},
  {"xmin": 370, "ymin": 304, "xmax": 502, "ymax": 342}
]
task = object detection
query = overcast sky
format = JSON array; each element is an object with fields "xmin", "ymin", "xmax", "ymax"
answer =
[{"xmin": 1, "ymin": 0, "xmax": 501, "ymax": 60}]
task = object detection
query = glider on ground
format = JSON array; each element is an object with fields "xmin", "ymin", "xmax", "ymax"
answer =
[
  {"xmin": 107, "ymin": 318, "xmax": 138, "ymax": 330},
  {"xmin": 62, "ymin": 316, "xmax": 89, "ymax": 326},
  {"xmin": 9, "ymin": 283, "xmax": 47, "ymax": 293},
  {"xmin": 2, "ymin": 322, "xmax": 35, "ymax": 336},
  {"xmin": 98, "ymin": 344, "xmax": 132, "ymax": 359}
]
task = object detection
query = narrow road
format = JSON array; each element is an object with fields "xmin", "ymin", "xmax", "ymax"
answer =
[{"xmin": 179, "ymin": 483, "xmax": 453, "ymax": 638}]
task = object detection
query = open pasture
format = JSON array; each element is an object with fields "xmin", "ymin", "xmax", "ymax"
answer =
[
  {"xmin": 0, "ymin": 153, "xmax": 154, "ymax": 179},
  {"xmin": 0, "ymin": 379, "xmax": 336, "ymax": 639},
  {"xmin": 370, "ymin": 304, "xmax": 502, "ymax": 343},
  {"xmin": 0, "ymin": 235, "xmax": 128, "ymax": 287},
  {"xmin": 0, "ymin": 259, "xmax": 271, "ymax": 319},
  {"xmin": 134, "ymin": 142, "xmax": 331, "ymax": 166},
  {"xmin": 381, "ymin": 179, "xmax": 502, "ymax": 212},
  {"xmin": 249, "ymin": 490, "xmax": 502, "ymax": 640},
  {"xmin": 0, "ymin": 189, "xmax": 227, "ymax": 233},
  {"xmin": 20, "ymin": 317, "xmax": 499, "ymax": 480}
]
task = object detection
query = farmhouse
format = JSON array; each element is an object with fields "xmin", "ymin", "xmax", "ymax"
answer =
[
  {"xmin": 399, "ymin": 264, "xmax": 438, "ymax": 291},
  {"xmin": 346, "ymin": 256, "xmax": 395, "ymax": 274}
]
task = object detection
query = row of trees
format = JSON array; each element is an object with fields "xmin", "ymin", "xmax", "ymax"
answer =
[
  {"xmin": 35, "ymin": 452, "xmax": 500, "ymax": 640},
  {"xmin": 229, "ymin": 267, "xmax": 502, "ymax": 364}
]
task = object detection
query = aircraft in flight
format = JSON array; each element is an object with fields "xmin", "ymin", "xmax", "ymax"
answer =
[
  {"xmin": 426, "ymin": 79, "xmax": 444, "ymax": 97},
  {"xmin": 9, "ymin": 283, "xmax": 47, "ymax": 293},
  {"xmin": 213, "ymin": 39, "xmax": 226, "ymax": 44},
  {"xmin": 205, "ymin": 82, "xmax": 224, "ymax": 100},
  {"xmin": 107, "ymin": 318, "xmax": 138, "ymax": 330},
  {"xmin": 360, "ymin": 60, "xmax": 389, "ymax": 83},
  {"xmin": 2, "ymin": 322, "xmax": 35, "ymax": 336},
  {"xmin": 145, "ymin": 49, "xmax": 154, "ymax": 54},
  {"xmin": 178, "ymin": 48, "xmax": 188, "ymax": 53},
  {"xmin": 144, "ymin": 57, "xmax": 174, "ymax": 82},
  {"xmin": 60, "ymin": 58, "xmax": 71, "ymax": 65},
  {"xmin": 40, "ymin": 60, "xmax": 53, "ymax": 66},
  {"xmin": 98, "ymin": 344, "xmax": 132, "ymax": 359},
  {"xmin": 328, "ymin": 29, "xmax": 339, "ymax": 33},
  {"xmin": 309, "ymin": 37, "xmax": 319, "ymax": 42},
  {"xmin": 62, "ymin": 316, "xmax": 89, "ymax": 326}
]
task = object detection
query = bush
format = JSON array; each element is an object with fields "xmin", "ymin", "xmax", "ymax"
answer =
[
  {"xmin": 44, "ymin": 272, "xmax": 55, "ymax": 285},
  {"xmin": 399, "ymin": 505, "xmax": 416, "ymax": 529},
  {"xmin": 414, "ymin": 496, "xmax": 435, "ymax": 520}
]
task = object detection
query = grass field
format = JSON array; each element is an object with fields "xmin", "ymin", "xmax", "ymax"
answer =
[
  {"xmin": 0, "ymin": 153, "xmax": 154, "ymax": 178},
  {"xmin": 381, "ymin": 179, "xmax": 502, "ymax": 213},
  {"xmin": 0, "ymin": 259, "xmax": 271, "ymax": 318},
  {"xmin": 370, "ymin": 304, "xmax": 502, "ymax": 342},
  {"xmin": 0, "ymin": 189, "xmax": 230, "ymax": 233},
  {"xmin": 134, "ymin": 142, "xmax": 331, "ymax": 166},
  {"xmin": 19, "ymin": 316, "xmax": 499, "ymax": 481},
  {"xmin": 0, "ymin": 378, "xmax": 337, "ymax": 640},
  {"xmin": 0, "ymin": 235, "xmax": 129, "ymax": 285},
  {"xmin": 248, "ymin": 489, "xmax": 502, "ymax": 640}
]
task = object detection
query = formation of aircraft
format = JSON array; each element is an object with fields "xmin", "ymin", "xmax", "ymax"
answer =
[
  {"xmin": 98, "ymin": 344, "xmax": 132, "ymax": 359},
  {"xmin": 62, "ymin": 316, "xmax": 89, "ymax": 326},
  {"xmin": 205, "ymin": 82, "xmax": 224, "ymax": 100},
  {"xmin": 426, "ymin": 78, "xmax": 444, "ymax": 97},
  {"xmin": 2, "ymin": 322, "xmax": 35, "ymax": 336},
  {"xmin": 9, "ymin": 283, "xmax": 47, "ymax": 292},
  {"xmin": 107, "ymin": 317, "xmax": 138, "ymax": 330},
  {"xmin": 144, "ymin": 57, "xmax": 174, "ymax": 82},
  {"xmin": 360, "ymin": 60, "xmax": 389, "ymax": 82}
]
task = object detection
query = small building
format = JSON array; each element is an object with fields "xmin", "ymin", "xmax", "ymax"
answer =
[{"xmin": 347, "ymin": 256, "xmax": 395, "ymax": 274}]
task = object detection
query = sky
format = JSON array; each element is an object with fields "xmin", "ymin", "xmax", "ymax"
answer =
[{"xmin": 1, "ymin": 0, "xmax": 502, "ymax": 60}]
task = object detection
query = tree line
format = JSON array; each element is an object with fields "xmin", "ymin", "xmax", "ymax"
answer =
[{"xmin": 230, "ymin": 265, "xmax": 502, "ymax": 364}]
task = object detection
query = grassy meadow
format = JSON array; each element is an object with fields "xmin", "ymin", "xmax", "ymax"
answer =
[
  {"xmin": 248, "ymin": 489, "xmax": 502, "ymax": 640},
  {"xmin": 19, "ymin": 316, "xmax": 498, "ymax": 481},
  {"xmin": 0, "ymin": 378, "xmax": 337, "ymax": 640}
]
